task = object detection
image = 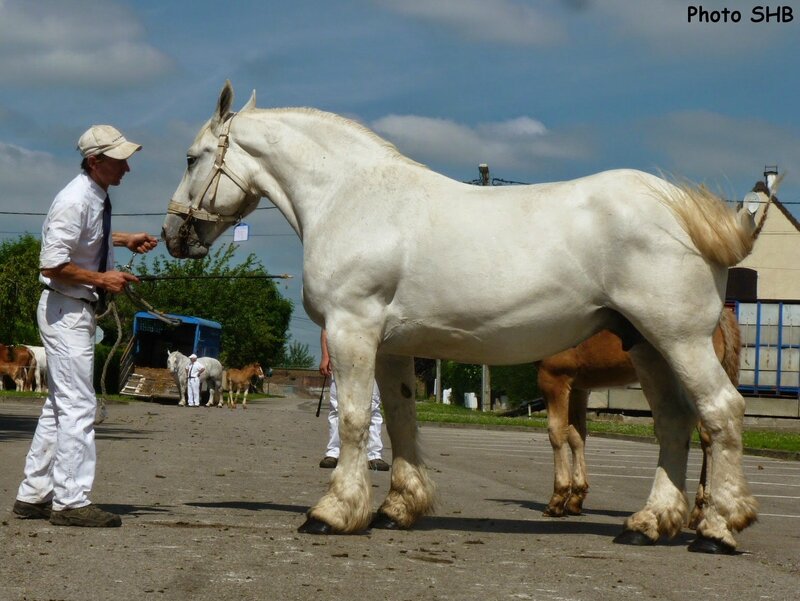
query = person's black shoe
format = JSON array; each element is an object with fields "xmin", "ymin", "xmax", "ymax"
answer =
[
  {"xmin": 49, "ymin": 504, "xmax": 121, "ymax": 527},
  {"xmin": 319, "ymin": 456, "xmax": 338, "ymax": 469},
  {"xmin": 13, "ymin": 500, "xmax": 52, "ymax": 519},
  {"xmin": 368, "ymin": 458, "xmax": 391, "ymax": 471}
]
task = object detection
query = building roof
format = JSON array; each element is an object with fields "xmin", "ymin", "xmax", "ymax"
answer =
[{"xmin": 134, "ymin": 311, "xmax": 222, "ymax": 330}]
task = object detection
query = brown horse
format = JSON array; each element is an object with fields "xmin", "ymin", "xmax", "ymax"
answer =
[
  {"xmin": 0, "ymin": 343, "xmax": 37, "ymax": 391},
  {"xmin": 537, "ymin": 307, "xmax": 741, "ymax": 523},
  {"xmin": 223, "ymin": 362, "xmax": 265, "ymax": 409}
]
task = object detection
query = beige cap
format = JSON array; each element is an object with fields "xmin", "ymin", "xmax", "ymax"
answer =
[
  {"xmin": 189, "ymin": 353, "xmax": 197, "ymax": 360},
  {"xmin": 77, "ymin": 124, "xmax": 142, "ymax": 160}
]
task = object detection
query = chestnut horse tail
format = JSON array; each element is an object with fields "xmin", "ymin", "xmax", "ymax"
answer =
[{"xmin": 719, "ymin": 307, "xmax": 742, "ymax": 386}]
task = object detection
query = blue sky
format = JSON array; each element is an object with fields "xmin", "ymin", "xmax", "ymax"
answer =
[{"xmin": 1, "ymin": 0, "xmax": 799, "ymax": 361}]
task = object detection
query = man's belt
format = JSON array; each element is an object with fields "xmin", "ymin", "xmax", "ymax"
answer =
[{"xmin": 43, "ymin": 285, "xmax": 97, "ymax": 308}]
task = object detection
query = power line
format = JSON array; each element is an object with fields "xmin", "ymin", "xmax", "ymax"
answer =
[{"xmin": 0, "ymin": 206, "xmax": 280, "ymax": 217}]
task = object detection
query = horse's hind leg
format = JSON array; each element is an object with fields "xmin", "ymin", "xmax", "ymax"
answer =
[
  {"xmin": 614, "ymin": 342, "xmax": 696, "ymax": 546},
  {"xmin": 565, "ymin": 388, "xmax": 589, "ymax": 515},
  {"xmin": 372, "ymin": 354, "xmax": 435, "ymax": 529},
  {"xmin": 539, "ymin": 370, "xmax": 573, "ymax": 517},
  {"xmin": 667, "ymin": 341, "xmax": 756, "ymax": 553}
]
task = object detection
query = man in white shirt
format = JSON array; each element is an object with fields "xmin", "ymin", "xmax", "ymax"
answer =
[
  {"xmin": 13, "ymin": 125, "xmax": 158, "ymax": 527},
  {"xmin": 185, "ymin": 353, "xmax": 205, "ymax": 407}
]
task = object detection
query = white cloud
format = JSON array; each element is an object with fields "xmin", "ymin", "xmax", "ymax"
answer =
[
  {"xmin": 373, "ymin": 0, "xmax": 565, "ymax": 46},
  {"xmin": 0, "ymin": 0, "xmax": 173, "ymax": 87},
  {"xmin": 371, "ymin": 114, "xmax": 588, "ymax": 172}
]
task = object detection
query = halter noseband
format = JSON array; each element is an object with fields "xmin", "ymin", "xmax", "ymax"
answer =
[{"xmin": 167, "ymin": 112, "xmax": 251, "ymax": 226}]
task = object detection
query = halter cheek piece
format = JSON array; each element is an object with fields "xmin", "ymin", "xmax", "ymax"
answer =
[{"xmin": 167, "ymin": 113, "xmax": 251, "ymax": 231}]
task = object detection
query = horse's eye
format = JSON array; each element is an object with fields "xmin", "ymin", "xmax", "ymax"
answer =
[{"xmin": 186, "ymin": 156, "xmax": 197, "ymax": 169}]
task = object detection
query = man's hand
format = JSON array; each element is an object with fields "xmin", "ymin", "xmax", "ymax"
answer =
[
  {"xmin": 319, "ymin": 356, "xmax": 332, "ymax": 377},
  {"xmin": 116, "ymin": 232, "xmax": 158, "ymax": 254},
  {"xmin": 98, "ymin": 270, "xmax": 139, "ymax": 294}
]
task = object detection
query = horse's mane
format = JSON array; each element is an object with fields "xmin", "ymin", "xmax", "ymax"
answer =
[{"xmin": 250, "ymin": 107, "xmax": 428, "ymax": 169}]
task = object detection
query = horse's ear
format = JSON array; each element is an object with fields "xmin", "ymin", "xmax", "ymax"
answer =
[
  {"xmin": 241, "ymin": 89, "xmax": 256, "ymax": 112},
  {"xmin": 212, "ymin": 80, "xmax": 234, "ymax": 129}
]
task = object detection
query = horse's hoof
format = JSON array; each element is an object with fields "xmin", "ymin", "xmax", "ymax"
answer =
[
  {"xmin": 613, "ymin": 529, "xmax": 656, "ymax": 546},
  {"xmin": 542, "ymin": 507, "xmax": 565, "ymax": 518},
  {"xmin": 370, "ymin": 511, "xmax": 404, "ymax": 530},
  {"xmin": 688, "ymin": 536, "xmax": 736, "ymax": 555},
  {"xmin": 297, "ymin": 517, "xmax": 334, "ymax": 535}
]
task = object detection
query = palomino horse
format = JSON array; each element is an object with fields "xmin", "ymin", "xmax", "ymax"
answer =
[
  {"xmin": 162, "ymin": 81, "xmax": 770, "ymax": 553},
  {"xmin": 223, "ymin": 362, "xmax": 265, "ymax": 409},
  {"xmin": 166, "ymin": 351, "xmax": 225, "ymax": 407},
  {"xmin": 538, "ymin": 307, "xmax": 741, "ymax": 526}
]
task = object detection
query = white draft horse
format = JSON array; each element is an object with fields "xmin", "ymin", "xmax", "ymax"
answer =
[
  {"xmin": 162, "ymin": 81, "xmax": 770, "ymax": 553},
  {"xmin": 166, "ymin": 350, "xmax": 225, "ymax": 407},
  {"xmin": 223, "ymin": 362, "xmax": 265, "ymax": 409},
  {"xmin": 538, "ymin": 306, "xmax": 741, "ymax": 529}
]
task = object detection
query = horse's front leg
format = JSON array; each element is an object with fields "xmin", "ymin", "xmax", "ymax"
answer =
[
  {"xmin": 299, "ymin": 329, "xmax": 377, "ymax": 535},
  {"xmin": 372, "ymin": 354, "xmax": 435, "ymax": 529}
]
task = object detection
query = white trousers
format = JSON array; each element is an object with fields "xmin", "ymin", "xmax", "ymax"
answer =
[
  {"xmin": 17, "ymin": 290, "xmax": 97, "ymax": 510},
  {"xmin": 187, "ymin": 377, "xmax": 201, "ymax": 406},
  {"xmin": 326, "ymin": 377, "xmax": 384, "ymax": 460}
]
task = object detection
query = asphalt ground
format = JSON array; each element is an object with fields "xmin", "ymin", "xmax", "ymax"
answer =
[{"xmin": 1, "ymin": 394, "xmax": 798, "ymax": 601}]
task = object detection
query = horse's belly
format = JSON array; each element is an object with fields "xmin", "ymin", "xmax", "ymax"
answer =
[{"xmin": 379, "ymin": 310, "xmax": 607, "ymax": 365}]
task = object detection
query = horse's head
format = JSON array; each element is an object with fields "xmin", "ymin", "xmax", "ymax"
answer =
[
  {"xmin": 166, "ymin": 351, "xmax": 178, "ymax": 372},
  {"xmin": 254, "ymin": 362, "xmax": 265, "ymax": 380},
  {"xmin": 162, "ymin": 80, "xmax": 261, "ymax": 258}
]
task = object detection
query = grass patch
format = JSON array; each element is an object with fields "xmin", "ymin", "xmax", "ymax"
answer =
[{"xmin": 415, "ymin": 401, "xmax": 800, "ymax": 454}]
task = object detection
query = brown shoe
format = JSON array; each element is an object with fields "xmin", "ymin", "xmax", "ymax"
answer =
[
  {"xmin": 368, "ymin": 458, "xmax": 391, "ymax": 471},
  {"xmin": 13, "ymin": 499, "xmax": 52, "ymax": 519},
  {"xmin": 319, "ymin": 456, "xmax": 338, "ymax": 469},
  {"xmin": 49, "ymin": 504, "xmax": 121, "ymax": 528}
]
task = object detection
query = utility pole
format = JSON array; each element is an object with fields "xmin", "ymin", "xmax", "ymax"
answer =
[
  {"xmin": 435, "ymin": 359, "xmax": 442, "ymax": 403},
  {"xmin": 479, "ymin": 163, "xmax": 491, "ymax": 412}
]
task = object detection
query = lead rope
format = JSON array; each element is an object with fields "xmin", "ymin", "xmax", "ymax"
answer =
[
  {"xmin": 93, "ymin": 254, "xmax": 181, "ymax": 425},
  {"xmin": 94, "ymin": 300, "xmax": 121, "ymax": 425}
]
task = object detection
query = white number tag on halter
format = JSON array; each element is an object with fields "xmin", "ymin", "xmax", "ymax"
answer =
[{"xmin": 233, "ymin": 223, "xmax": 250, "ymax": 241}]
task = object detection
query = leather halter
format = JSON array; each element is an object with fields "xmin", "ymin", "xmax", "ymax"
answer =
[{"xmin": 167, "ymin": 113, "xmax": 250, "ymax": 225}]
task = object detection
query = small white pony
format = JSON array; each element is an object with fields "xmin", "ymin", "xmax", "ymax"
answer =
[
  {"xmin": 162, "ymin": 81, "xmax": 770, "ymax": 553},
  {"xmin": 166, "ymin": 350, "xmax": 224, "ymax": 407}
]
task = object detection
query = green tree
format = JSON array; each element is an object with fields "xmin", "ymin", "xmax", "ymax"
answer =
[
  {"xmin": 281, "ymin": 340, "xmax": 315, "ymax": 368},
  {"xmin": 0, "ymin": 235, "xmax": 41, "ymax": 344},
  {"xmin": 490, "ymin": 364, "xmax": 540, "ymax": 406},
  {"xmin": 114, "ymin": 243, "xmax": 293, "ymax": 369},
  {"xmin": 440, "ymin": 361, "xmax": 482, "ymax": 407}
]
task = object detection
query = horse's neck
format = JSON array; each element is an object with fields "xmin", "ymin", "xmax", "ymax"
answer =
[{"xmin": 248, "ymin": 110, "xmax": 412, "ymax": 240}]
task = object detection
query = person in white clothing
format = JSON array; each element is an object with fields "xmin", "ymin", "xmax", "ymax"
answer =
[
  {"xmin": 14, "ymin": 125, "xmax": 158, "ymax": 528},
  {"xmin": 185, "ymin": 354, "xmax": 205, "ymax": 407},
  {"xmin": 318, "ymin": 329, "xmax": 390, "ymax": 471}
]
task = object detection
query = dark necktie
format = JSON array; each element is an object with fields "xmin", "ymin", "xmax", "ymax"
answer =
[{"xmin": 97, "ymin": 195, "xmax": 111, "ymax": 310}]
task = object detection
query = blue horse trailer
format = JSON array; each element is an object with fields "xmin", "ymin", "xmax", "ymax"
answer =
[
  {"xmin": 735, "ymin": 301, "xmax": 800, "ymax": 397},
  {"xmin": 119, "ymin": 312, "xmax": 222, "ymax": 400}
]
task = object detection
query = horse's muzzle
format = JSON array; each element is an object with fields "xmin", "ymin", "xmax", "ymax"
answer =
[{"xmin": 161, "ymin": 214, "xmax": 209, "ymax": 259}]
